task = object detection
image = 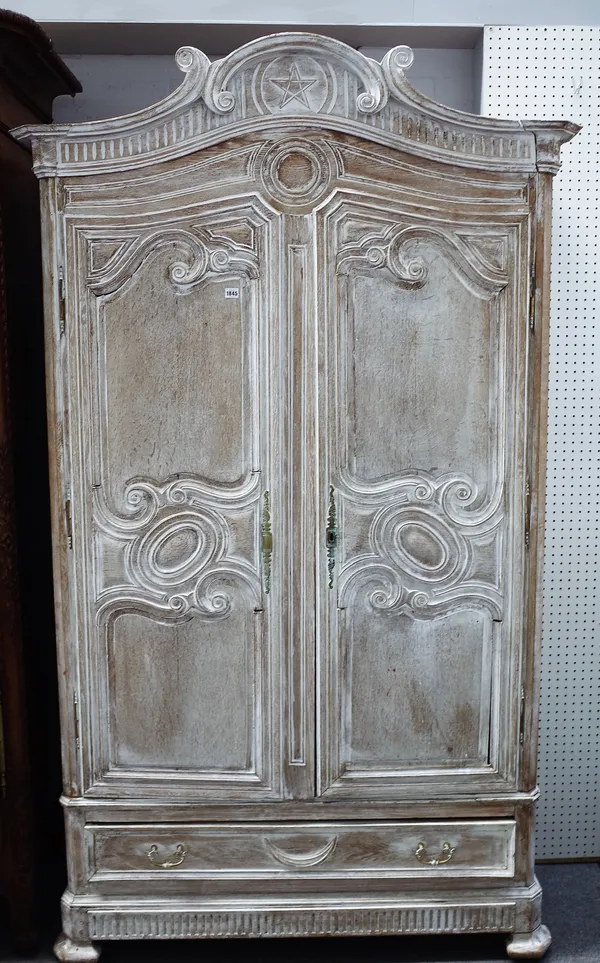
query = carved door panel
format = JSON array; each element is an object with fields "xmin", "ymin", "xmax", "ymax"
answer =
[
  {"xmin": 316, "ymin": 185, "xmax": 528, "ymax": 799},
  {"xmin": 64, "ymin": 154, "xmax": 290, "ymax": 799}
]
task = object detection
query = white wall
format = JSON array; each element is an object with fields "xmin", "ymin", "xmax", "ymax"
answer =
[
  {"xmin": 360, "ymin": 46, "xmax": 475, "ymax": 112},
  {"xmin": 482, "ymin": 24, "xmax": 600, "ymax": 861},
  {"xmin": 8, "ymin": 0, "xmax": 600, "ymax": 25},
  {"xmin": 53, "ymin": 47, "xmax": 476, "ymax": 123},
  {"xmin": 53, "ymin": 56, "xmax": 183, "ymax": 122}
]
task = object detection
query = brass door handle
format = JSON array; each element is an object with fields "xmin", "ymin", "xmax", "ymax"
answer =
[
  {"xmin": 326, "ymin": 485, "xmax": 337, "ymax": 588},
  {"xmin": 414, "ymin": 841, "xmax": 456, "ymax": 866},
  {"xmin": 147, "ymin": 844, "xmax": 187, "ymax": 869}
]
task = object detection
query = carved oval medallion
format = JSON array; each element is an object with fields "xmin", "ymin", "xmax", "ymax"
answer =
[
  {"xmin": 152, "ymin": 525, "xmax": 203, "ymax": 576},
  {"xmin": 391, "ymin": 513, "xmax": 462, "ymax": 583},
  {"xmin": 396, "ymin": 522, "xmax": 447, "ymax": 572},
  {"xmin": 374, "ymin": 506, "xmax": 470, "ymax": 586},
  {"xmin": 128, "ymin": 510, "xmax": 223, "ymax": 594},
  {"xmin": 144, "ymin": 517, "xmax": 210, "ymax": 587}
]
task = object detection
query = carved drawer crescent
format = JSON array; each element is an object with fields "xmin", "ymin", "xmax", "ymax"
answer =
[{"xmin": 263, "ymin": 835, "xmax": 338, "ymax": 868}]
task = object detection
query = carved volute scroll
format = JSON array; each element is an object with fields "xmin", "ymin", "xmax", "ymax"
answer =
[{"xmin": 12, "ymin": 34, "xmax": 578, "ymax": 178}]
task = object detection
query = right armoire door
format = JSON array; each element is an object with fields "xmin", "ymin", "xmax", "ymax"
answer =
[{"xmin": 314, "ymin": 134, "xmax": 529, "ymax": 801}]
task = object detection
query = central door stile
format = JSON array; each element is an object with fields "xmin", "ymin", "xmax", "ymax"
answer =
[
  {"xmin": 314, "ymin": 201, "xmax": 338, "ymax": 800},
  {"xmin": 279, "ymin": 213, "xmax": 317, "ymax": 799}
]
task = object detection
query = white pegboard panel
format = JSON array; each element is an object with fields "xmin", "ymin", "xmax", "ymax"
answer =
[{"xmin": 482, "ymin": 26, "xmax": 600, "ymax": 860}]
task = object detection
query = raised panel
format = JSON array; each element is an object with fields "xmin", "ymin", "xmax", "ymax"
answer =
[
  {"xmin": 346, "ymin": 609, "xmax": 493, "ymax": 770},
  {"xmin": 317, "ymin": 189, "xmax": 526, "ymax": 799},
  {"xmin": 108, "ymin": 612, "xmax": 258, "ymax": 773},
  {"xmin": 349, "ymin": 263, "xmax": 494, "ymax": 489},
  {"xmin": 102, "ymin": 256, "xmax": 249, "ymax": 502}
]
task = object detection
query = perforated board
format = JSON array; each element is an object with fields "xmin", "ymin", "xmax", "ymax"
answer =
[{"xmin": 482, "ymin": 26, "xmax": 600, "ymax": 860}]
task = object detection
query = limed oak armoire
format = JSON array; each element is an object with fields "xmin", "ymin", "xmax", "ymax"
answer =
[{"xmin": 13, "ymin": 34, "xmax": 578, "ymax": 961}]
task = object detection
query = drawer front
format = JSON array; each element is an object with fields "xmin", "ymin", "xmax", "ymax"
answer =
[{"xmin": 88, "ymin": 820, "xmax": 515, "ymax": 881}]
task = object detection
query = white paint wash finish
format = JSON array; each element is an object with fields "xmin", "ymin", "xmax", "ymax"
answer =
[{"xmin": 12, "ymin": 34, "xmax": 577, "ymax": 961}]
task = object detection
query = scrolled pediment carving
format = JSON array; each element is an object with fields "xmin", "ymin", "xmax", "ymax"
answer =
[
  {"xmin": 201, "ymin": 34, "xmax": 399, "ymax": 117},
  {"xmin": 11, "ymin": 33, "xmax": 577, "ymax": 177}
]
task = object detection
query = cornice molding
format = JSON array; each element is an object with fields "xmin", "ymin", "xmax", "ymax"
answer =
[{"xmin": 11, "ymin": 33, "xmax": 579, "ymax": 177}]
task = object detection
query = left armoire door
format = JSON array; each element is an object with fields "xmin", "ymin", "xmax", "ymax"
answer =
[{"xmin": 61, "ymin": 151, "xmax": 284, "ymax": 801}]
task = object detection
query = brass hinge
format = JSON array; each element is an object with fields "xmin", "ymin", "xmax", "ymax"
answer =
[
  {"xmin": 0, "ymin": 690, "xmax": 6, "ymax": 796},
  {"xmin": 519, "ymin": 685, "xmax": 526, "ymax": 746},
  {"xmin": 73, "ymin": 691, "xmax": 81, "ymax": 751},
  {"xmin": 529, "ymin": 266, "xmax": 536, "ymax": 333},
  {"xmin": 65, "ymin": 493, "xmax": 73, "ymax": 549},
  {"xmin": 58, "ymin": 266, "xmax": 66, "ymax": 335},
  {"xmin": 524, "ymin": 477, "xmax": 531, "ymax": 549}
]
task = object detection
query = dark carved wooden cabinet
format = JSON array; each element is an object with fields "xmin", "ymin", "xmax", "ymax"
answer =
[
  {"xmin": 0, "ymin": 9, "xmax": 80, "ymax": 949},
  {"xmin": 14, "ymin": 34, "xmax": 577, "ymax": 960}
]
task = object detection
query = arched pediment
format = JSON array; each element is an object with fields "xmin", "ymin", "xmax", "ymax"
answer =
[{"xmin": 12, "ymin": 32, "xmax": 579, "ymax": 177}]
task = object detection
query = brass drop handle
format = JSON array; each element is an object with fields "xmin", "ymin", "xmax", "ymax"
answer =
[
  {"xmin": 326, "ymin": 485, "xmax": 337, "ymax": 589},
  {"xmin": 147, "ymin": 844, "xmax": 187, "ymax": 869},
  {"xmin": 414, "ymin": 841, "xmax": 456, "ymax": 866}
]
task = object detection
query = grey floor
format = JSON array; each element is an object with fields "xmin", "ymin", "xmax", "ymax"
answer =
[{"xmin": 2, "ymin": 865, "xmax": 599, "ymax": 963}]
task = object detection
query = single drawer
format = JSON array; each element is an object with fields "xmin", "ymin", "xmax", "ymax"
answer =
[{"xmin": 87, "ymin": 820, "xmax": 516, "ymax": 881}]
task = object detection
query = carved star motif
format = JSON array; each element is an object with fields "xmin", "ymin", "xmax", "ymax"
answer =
[{"xmin": 270, "ymin": 63, "xmax": 318, "ymax": 109}]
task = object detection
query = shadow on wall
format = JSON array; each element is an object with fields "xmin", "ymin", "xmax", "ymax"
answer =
[{"xmin": 52, "ymin": 47, "xmax": 477, "ymax": 123}]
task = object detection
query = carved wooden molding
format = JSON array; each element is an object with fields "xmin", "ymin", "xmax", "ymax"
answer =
[
  {"xmin": 11, "ymin": 34, "xmax": 578, "ymax": 177},
  {"xmin": 86, "ymin": 901, "xmax": 516, "ymax": 939},
  {"xmin": 95, "ymin": 477, "xmax": 262, "ymax": 624},
  {"xmin": 522, "ymin": 119, "xmax": 581, "ymax": 174}
]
